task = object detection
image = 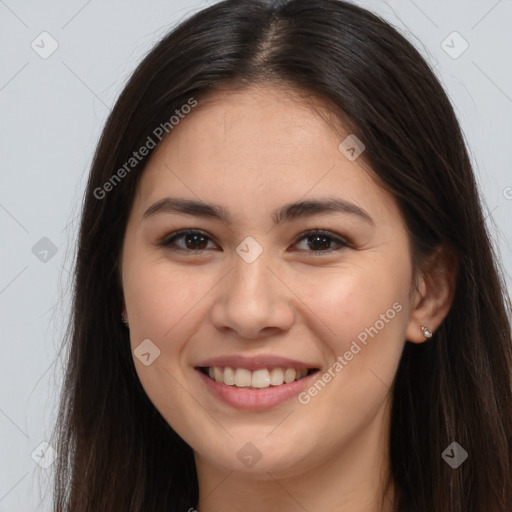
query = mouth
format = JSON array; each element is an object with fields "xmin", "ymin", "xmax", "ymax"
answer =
[
  {"xmin": 197, "ymin": 366, "xmax": 319, "ymax": 389},
  {"xmin": 193, "ymin": 354, "xmax": 322, "ymax": 410}
]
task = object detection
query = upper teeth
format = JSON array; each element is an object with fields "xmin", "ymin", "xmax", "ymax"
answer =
[{"xmin": 207, "ymin": 367, "xmax": 308, "ymax": 388}]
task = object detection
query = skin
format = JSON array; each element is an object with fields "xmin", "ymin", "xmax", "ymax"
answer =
[{"xmin": 120, "ymin": 85, "xmax": 455, "ymax": 512}]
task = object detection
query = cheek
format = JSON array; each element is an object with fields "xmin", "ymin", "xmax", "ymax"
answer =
[
  {"xmin": 294, "ymin": 254, "xmax": 410, "ymax": 408},
  {"xmin": 339, "ymin": 271, "xmax": 408, "ymax": 347},
  {"xmin": 122, "ymin": 258, "xmax": 219, "ymax": 427},
  {"xmin": 296, "ymin": 254, "xmax": 410, "ymax": 344},
  {"xmin": 286, "ymin": 276, "xmax": 407, "ymax": 455},
  {"xmin": 122, "ymin": 255, "xmax": 224, "ymax": 409},
  {"xmin": 124, "ymin": 257, "xmax": 216, "ymax": 342}
]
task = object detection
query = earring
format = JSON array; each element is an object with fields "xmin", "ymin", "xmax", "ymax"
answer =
[
  {"xmin": 121, "ymin": 315, "xmax": 129, "ymax": 326},
  {"xmin": 421, "ymin": 325, "xmax": 433, "ymax": 338}
]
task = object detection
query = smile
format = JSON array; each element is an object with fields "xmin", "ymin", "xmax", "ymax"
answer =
[
  {"xmin": 199, "ymin": 366, "xmax": 316, "ymax": 389},
  {"xmin": 195, "ymin": 362, "xmax": 320, "ymax": 410}
]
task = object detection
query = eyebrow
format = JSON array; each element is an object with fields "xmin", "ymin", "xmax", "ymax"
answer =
[{"xmin": 142, "ymin": 196, "xmax": 374, "ymax": 225}]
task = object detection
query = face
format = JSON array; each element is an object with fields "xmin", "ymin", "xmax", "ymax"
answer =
[{"xmin": 120, "ymin": 85, "xmax": 416, "ymax": 479}]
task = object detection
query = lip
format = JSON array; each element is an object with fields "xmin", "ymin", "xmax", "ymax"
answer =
[
  {"xmin": 195, "ymin": 354, "xmax": 317, "ymax": 372},
  {"xmin": 195, "ymin": 367, "xmax": 319, "ymax": 411}
]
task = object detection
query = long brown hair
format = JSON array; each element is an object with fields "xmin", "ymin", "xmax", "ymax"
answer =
[{"xmin": 51, "ymin": 0, "xmax": 512, "ymax": 510}]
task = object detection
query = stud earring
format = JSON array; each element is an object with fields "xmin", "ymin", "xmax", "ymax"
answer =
[
  {"xmin": 421, "ymin": 325, "xmax": 433, "ymax": 338},
  {"xmin": 121, "ymin": 315, "xmax": 129, "ymax": 326}
]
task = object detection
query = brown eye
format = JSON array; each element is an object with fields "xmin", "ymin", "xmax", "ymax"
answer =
[
  {"xmin": 292, "ymin": 230, "xmax": 349, "ymax": 254},
  {"xmin": 306, "ymin": 234, "xmax": 333, "ymax": 251},
  {"xmin": 159, "ymin": 229, "xmax": 218, "ymax": 252},
  {"xmin": 182, "ymin": 232, "xmax": 208, "ymax": 250}
]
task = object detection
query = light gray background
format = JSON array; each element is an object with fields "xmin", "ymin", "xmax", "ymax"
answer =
[{"xmin": 0, "ymin": 0, "xmax": 511, "ymax": 510}]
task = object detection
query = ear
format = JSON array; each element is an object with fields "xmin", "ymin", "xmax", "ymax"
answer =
[
  {"xmin": 121, "ymin": 297, "xmax": 127, "ymax": 320},
  {"xmin": 121, "ymin": 292, "xmax": 127, "ymax": 321},
  {"xmin": 118, "ymin": 261, "xmax": 127, "ymax": 321},
  {"xmin": 405, "ymin": 245, "xmax": 458, "ymax": 343}
]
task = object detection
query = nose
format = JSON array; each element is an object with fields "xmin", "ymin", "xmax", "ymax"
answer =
[{"xmin": 210, "ymin": 251, "xmax": 295, "ymax": 340}]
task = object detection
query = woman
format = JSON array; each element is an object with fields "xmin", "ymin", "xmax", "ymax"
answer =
[{"xmin": 51, "ymin": 0, "xmax": 512, "ymax": 510}]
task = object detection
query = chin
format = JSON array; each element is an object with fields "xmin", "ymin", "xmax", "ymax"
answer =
[{"xmin": 191, "ymin": 428, "xmax": 321, "ymax": 478}]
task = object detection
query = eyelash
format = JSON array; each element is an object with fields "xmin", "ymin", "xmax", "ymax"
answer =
[{"xmin": 158, "ymin": 228, "xmax": 350, "ymax": 255}]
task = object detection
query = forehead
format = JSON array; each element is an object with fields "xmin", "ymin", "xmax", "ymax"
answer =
[
  {"xmin": 132, "ymin": 85, "xmax": 401, "ymax": 227},
  {"xmin": 143, "ymin": 84, "xmax": 348, "ymax": 175}
]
